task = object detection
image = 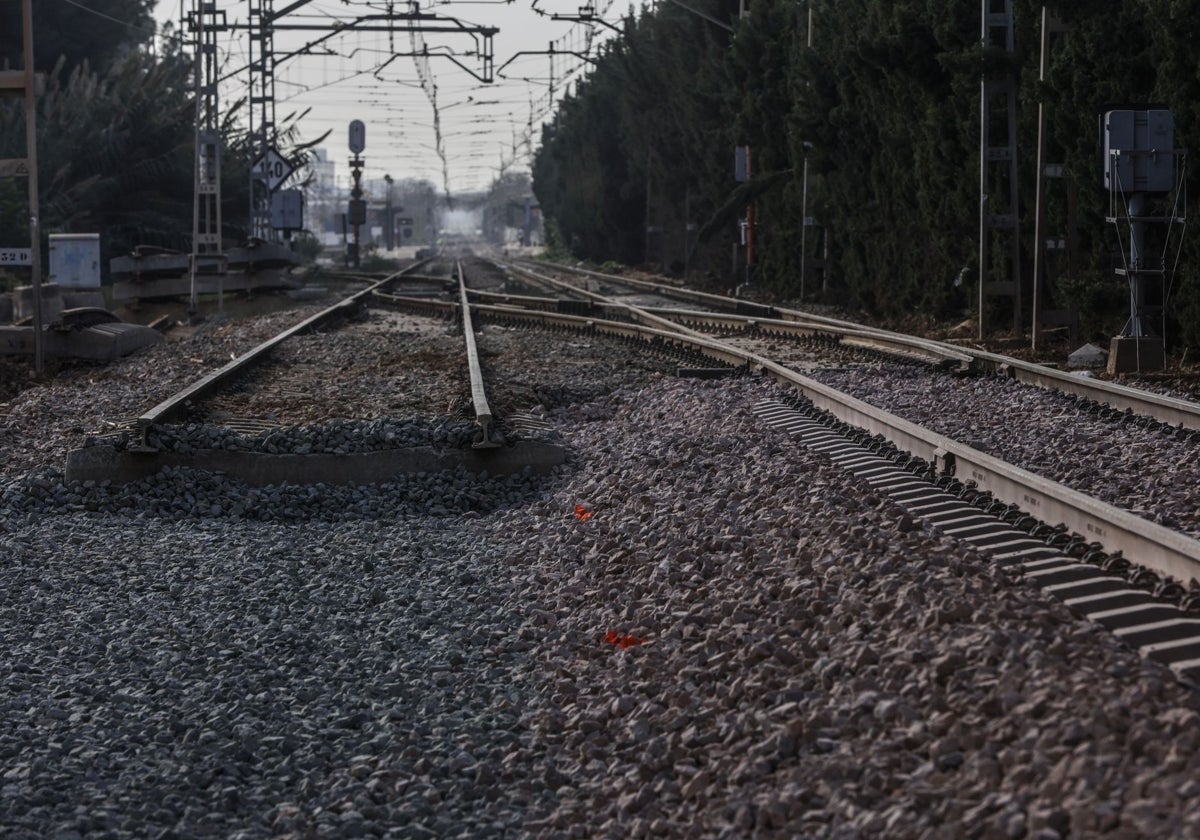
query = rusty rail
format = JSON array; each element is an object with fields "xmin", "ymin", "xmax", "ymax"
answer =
[{"xmin": 457, "ymin": 261, "xmax": 498, "ymax": 448}]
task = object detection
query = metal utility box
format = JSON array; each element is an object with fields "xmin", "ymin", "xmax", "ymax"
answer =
[
  {"xmin": 1104, "ymin": 109, "xmax": 1175, "ymax": 193},
  {"xmin": 734, "ymin": 146, "xmax": 749, "ymax": 182},
  {"xmin": 270, "ymin": 189, "xmax": 304, "ymax": 231},
  {"xmin": 48, "ymin": 233, "xmax": 101, "ymax": 288}
]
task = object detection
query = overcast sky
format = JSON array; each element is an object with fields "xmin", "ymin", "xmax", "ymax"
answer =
[{"xmin": 155, "ymin": 0, "xmax": 624, "ymax": 195}]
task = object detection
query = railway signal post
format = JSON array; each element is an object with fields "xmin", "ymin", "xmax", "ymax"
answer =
[
  {"xmin": 348, "ymin": 120, "xmax": 366, "ymax": 269},
  {"xmin": 1103, "ymin": 108, "xmax": 1186, "ymax": 374}
]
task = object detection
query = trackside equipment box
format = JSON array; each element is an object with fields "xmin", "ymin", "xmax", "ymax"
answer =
[{"xmin": 1103, "ymin": 109, "xmax": 1175, "ymax": 193}]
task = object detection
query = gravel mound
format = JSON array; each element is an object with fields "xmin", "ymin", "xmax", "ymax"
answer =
[
  {"xmin": 0, "ymin": 514, "xmax": 544, "ymax": 839},
  {"xmin": 145, "ymin": 416, "xmax": 486, "ymax": 455}
]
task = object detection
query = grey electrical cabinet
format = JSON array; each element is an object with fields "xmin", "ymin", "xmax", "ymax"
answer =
[
  {"xmin": 1104, "ymin": 109, "xmax": 1175, "ymax": 193},
  {"xmin": 48, "ymin": 233, "xmax": 101, "ymax": 288},
  {"xmin": 270, "ymin": 189, "xmax": 305, "ymax": 231}
]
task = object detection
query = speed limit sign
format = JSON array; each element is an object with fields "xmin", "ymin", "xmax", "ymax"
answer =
[{"xmin": 252, "ymin": 147, "xmax": 295, "ymax": 190}]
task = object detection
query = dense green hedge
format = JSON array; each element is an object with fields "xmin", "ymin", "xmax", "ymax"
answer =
[{"xmin": 533, "ymin": 1, "xmax": 1200, "ymax": 346}]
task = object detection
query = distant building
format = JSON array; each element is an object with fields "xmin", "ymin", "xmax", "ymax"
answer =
[{"xmin": 305, "ymin": 149, "xmax": 340, "ymax": 244}]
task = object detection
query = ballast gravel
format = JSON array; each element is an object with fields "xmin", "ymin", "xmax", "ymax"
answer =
[
  {"xmin": 145, "ymin": 416, "xmax": 487, "ymax": 455},
  {"xmin": 804, "ymin": 363, "xmax": 1200, "ymax": 542},
  {"xmin": 3, "ymin": 375, "xmax": 1200, "ymax": 838},
  {"xmin": 0, "ymin": 306, "xmax": 326, "ymax": 479}
]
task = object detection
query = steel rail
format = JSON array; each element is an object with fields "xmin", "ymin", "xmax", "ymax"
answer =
[
  {"xmin": 748, "ymin": 357, "xmax": 1200, "ymax": 588},
  {"xmin": 468, "ymin": 288, "xmax": 563, "ymax": 312},
  {"xmin": 454, "ymin": 266, "xmax": 1200, "ymax": 586},
  {"xmin": 770, "ymin": 303, "xmax": 1200, "ymax": 431},
  {"xmin": 944, "ymin": 346, "xmax": 1200, "ymax": 431},
  {"xmin": 136, "ymin": 259, "xmax": 435, "ymax": 440},
  {"xmin": 470, "ymin": 287, "xmax": 968, "ymax": 369},
  {"xmin": 516, "ymin": 259, "xmax": 974, "ymax": 371},
  {"xmin": 637, "ymin": 305, "xmax": 972, "ymax": 370},
  {"xmin": 457, "ymin": 261, "xmax": 498, "ymax": 448},
  {"xmin": 498, "ymin": 261, "xmax": 712, "ymax": 341},
  {"xmin": 390, "ymin": 274, "xmax": 458, "ymax": 285},
  {"xmin": 517, "ymin": 257, "xmax": 761, "ymax": 313},
  {"xmin": 524, "ymin": 257, "xmax": 1200, "ymax": 432},
  {"xmin": 470, "ymin": 286, "xmax": 826, "ymax": 329},
  {"xmin": 770, "ymin": 302, "xmax": 1200, "ymax": 431},
  {"xmin": 496, "ymin": 263, "xmax": 568, "ymax": 297},
  {"xmin": 377, "ymin": 290, "xmax": 750, "ymax": 367},
  {"xmin": 370, "ymin": 289, "xmax": 457, "ymax": 317}
]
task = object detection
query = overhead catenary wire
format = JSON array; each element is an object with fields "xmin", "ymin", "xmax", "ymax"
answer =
[{"xmin": 151, "ymin": 0, "xmax": 624, "ymax": 193}]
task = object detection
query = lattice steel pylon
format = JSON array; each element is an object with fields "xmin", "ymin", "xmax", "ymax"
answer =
[
  {"xmin": 978, "ymin": 0, "xmax": 1021, "ymax": 339},
  {"xmin": 249, "ymin": 0, "xmax": 277, "ymax": 240},
  {"xmin": 187, "ymin": 2, "xmax": 228, "ymax": 317},
  {"xmin": 241, "ymin": 1, "xmax": 500, "ymax": 237}
]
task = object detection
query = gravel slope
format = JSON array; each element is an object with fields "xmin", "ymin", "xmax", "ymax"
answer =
[{"xmin": 479, "ymin": 377, "xmax": 1200, "ymax": 838}]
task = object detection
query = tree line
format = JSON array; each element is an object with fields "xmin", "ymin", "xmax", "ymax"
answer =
[
  {"xmin": 532, "ymin": 1, "xmax": 1200, "ymax": 346},
  {"xmin": 1, "ymin": 3, "xmax": 213, "ymax": 276},
  {"xmin": 0, "ymin": 2, "xmax": 313, "ymax": 287}
]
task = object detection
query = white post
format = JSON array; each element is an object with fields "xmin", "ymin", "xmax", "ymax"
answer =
[{"xmin": 799, "ymin": 4, "xmax": 812, "ymax": 302}]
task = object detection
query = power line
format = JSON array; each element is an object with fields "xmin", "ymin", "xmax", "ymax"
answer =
[{"xmin": 57, "ymin": 0, "xmax": 191, "ymax": 46}]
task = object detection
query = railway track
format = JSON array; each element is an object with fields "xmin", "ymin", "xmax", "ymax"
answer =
[
  {"xmin": 522, "ymin": 258, "xmax": 1200, "ymax": 431},
  {"xmin": 64, "ymin": 257, "xmax": 569, "ymax": 486},
  {"xmin": 52, "ymin": 250, "xmax": 1200, "ymax": 677},
  {"xmin": 372, "ymin": 254, "xmax": 1200, "ymax": 679},
  {"xmin": 7, "ymin": 250, "xmax": 1200, "ymax": 837},
  {"xmin": 133, "ymin": 260, "xmax": 439, "ymax": 439}
]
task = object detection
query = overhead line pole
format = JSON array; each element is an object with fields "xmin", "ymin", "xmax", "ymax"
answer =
[
  {"xmin": 1031, "ymin": 5, "xmax": 1050, "ymax": 352},
  {"xmin": 799, "ymin": 2, "xmax": 812, "ymax": 302},
  {"xmin": 239, "ymin": 6, "xmax": 497, "ymax": 239},
  {"xmin": 187, "ymin": 2, "xmax": 227, "ymax": 319},
  {"xmin": 249, "ymin": 0, "xmax": 277, "ymax": 241},
  {"xmin": 21, "ymin": 0, "xmax": 42, "ymax": 374}
]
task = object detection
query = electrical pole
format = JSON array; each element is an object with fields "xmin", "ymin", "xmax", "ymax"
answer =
[
  {"xmin": 249, "ymin": 0, "xmax": 277, "ymax": 241},
  {"xmin": 746, "ymin": 146, "xmax": 755, "ymax": 285},
  {"xmin": 978, "ymin": 0, "xmax": 1021, "ymax": 340},
  {"xmin": 187, "ymin": 2, "xmax": 227, "ymax": 321},
  {"xmin": 349, "ymin": 158, "xmax": 364, "ymax": 268},
  {"xmin": 385, "ymin": 174, "xmax": 394, "ymax": 251},
  {"xmin": 799, "ymin": 3, "xmax": 812, "ymax": 302},
  {"xmin": 21, "ymin": 0, "xmax": 42, "ymax": 374},
  {"xmin": 1031, "ymin": 7, "xmax": 1071, "ymax": 352},
  {"xmin": 644, "ymin": 148, "xmax": 653, "ymax": 266}
]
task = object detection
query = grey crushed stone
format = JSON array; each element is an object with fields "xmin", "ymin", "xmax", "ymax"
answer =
[
  {"xmin": 2, "ymin": 314, "xmax": 1199, "ymax": 837},
  {"xmin": 469, "ymin": 377, "xmax": 1200, "ymax": 838}
]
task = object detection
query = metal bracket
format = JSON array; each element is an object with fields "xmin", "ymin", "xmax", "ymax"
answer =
[{"xmin": 934, "ymin": 448, "xmax": 956, "ymax": 477}]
